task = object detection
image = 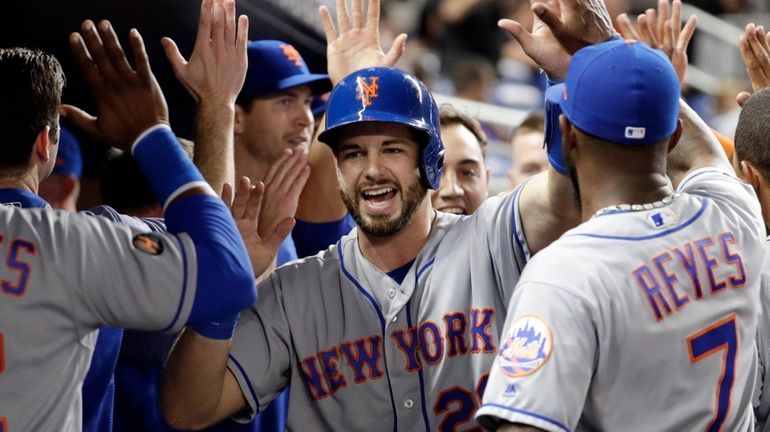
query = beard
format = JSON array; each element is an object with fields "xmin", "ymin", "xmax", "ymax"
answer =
[
  {"xmin": 565, "ymin": 151, "xmax": 582, "ymax": 212},
  {"xmin": 340, "ymin": 175, "xmax": 427, "ymax": 237}
]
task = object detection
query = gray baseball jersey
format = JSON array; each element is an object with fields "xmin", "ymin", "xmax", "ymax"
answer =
[
  {"xmin": 753, "ymin": 239, "xmax": 770, "ymax": 432},
  {"xmin": 477, "ymin": 168, "xmax": 765, "ymax": 432},
  {"xmin": 0, "ymin": 206, "xmax": 198, "ymax": 431},
  {"xmin": 227, "ymin": 185, "xmax": 530, "ymax": 431}
]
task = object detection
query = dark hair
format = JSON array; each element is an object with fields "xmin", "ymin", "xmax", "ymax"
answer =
[
  {"xmin": 509, "ymin": 110, "xmax": 545, "ymax": 144},
  {"xmin": 100, "ymin": 152, "xmax": 159, "ymax": 215},
  {"xmin": 438, "ymin": 104, "xmax": 487, "ymax": 151},
  {"xmin": 0, "ymin": 48, "xmax": 65, "ymax": 175},
  {"xmin": 735, "ymin": 88, "xmax": 770, "ymax": 179}
]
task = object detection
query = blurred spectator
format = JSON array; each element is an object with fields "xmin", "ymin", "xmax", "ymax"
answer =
[
  {"xmin": 432, "ymin": 104, "xmax": 489, "ymax": 215},
  {"xmin": 508, "ymin": 110, "xmax": 547, "ymax": 188},
  {"xmin": 450, "ymin": 55, "xmax": 497, "ymax": 102}
]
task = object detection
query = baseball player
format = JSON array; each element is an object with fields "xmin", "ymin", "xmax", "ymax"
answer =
[
  {"xmin": 731, "ymin": 22, "xmax": 770, "ymax": 431},
  {"xmin": 431, "ymin": 104, "xmax": 490, "ymax": 215},
  {"xmin": 0, "ymin": 2, "xmax": 293, "ymax": 428},
  {"xmin": 475, "ymin": 36, "xmax": 765, "ymax": 432}
]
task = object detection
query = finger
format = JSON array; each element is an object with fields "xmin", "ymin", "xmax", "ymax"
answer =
[
  {"xmin": 350, "ymin": 0, "xmax": 364, "ymax": 28},
  {"xmin": 656, "ymin": 0, "xmax": 669, "ymax": 41},
  {"xmin": 161, "ymin": 37, "xmax": 188, "ymax": 80},
  {"xmin": 671, "ymin": 0, "xmax": 682, "ymax": 41},
  {"xmin": 662, "ymin": 19, "xmax": 674, "ymax": 56},
  {"xmin": 224, "ymin": 0, "xmax": 236, "ymax": 47},
  {"xmin": 616, "ymin": 14, "xmax": 641, "ymax": 40},
  {"xmin": 275, "ymin": 150, "xmax": 310, "ymax": 194},
  {"xmin": 237, "ymin": 15, "xmax": 249, "ymax": 52},
  {"xmin": 335, "ymin": 0, "xmax": 351, "ymax": 33},
  {"xmin": 739, "ymin": 26, "xmax": 767, "ymax": 90},
  {"xmin": 533, "ymin": 3, "xmax": 582, "ymax": 53},
  {"xmin": 221, "ymin": 182, "xmax": 234, "ymax": 207},
  {"xmin": 748, "ymin": 25, "xmax": 770, "ymax": 86},
  {"xmin": 383, "ymin": 33, "xmax": 407, "ymax": 66},
  {"xmin": 736, "ymin": 91, "xmax": 751, "ymax": 107},
  {"xmin": 677, "ymin": 15, "xmax": 697, "ymax": 53},
  {"xmin": 262, "ymin": 148, "xmax": 293, "ymax": 185},
  {"xmin": 638, "ymin": 14, "xmax": 657, "ymax": 47},
  {"xmin": 69, "ymin": 32, "xmax": 103, "ymax": 89},
  {"xmin": 498, "ymin": 19, "xmax": 536, "ymax": 52},
  {"xmin": 365, "ymin": 0, "xmax": 380, "ymax": 33},
  {"xmin": 80, "ymin": 20, "xmax": 119, "ymax": 81},
  {"xmin": 319, "ymin": 5, "xmax": 338, "ymax": 42},
  {"xmin": 244, "ymin": 181, "xmax": 264, "ymax": 221},
  {"xmin": 286, "ymin": 165, "xmax": 311, "ymax": 200},
  {"xmin": 59, "ymin": 105, "xmax": 100, "ymax": 138},
  {"xmin": 232, "ymin": 176, "xmax": 253, "ymax": 218},
  {"xmin": 98, "ymin": 20, "xmax": 134, "ymax": 78},
  {"xmin": 758, "ymin": 25, "xmax": 770, "ymax": 54},
  {"xmin": 211, "ymin": 0, "xmax": 226, "ymax": 53},
  {"xmin": 193, "ymin": 0, "xmax": 214, "ymax": 55},
  {"xmin": 128, "ymin": 28, "xmax": 152, "ymax": 79}
]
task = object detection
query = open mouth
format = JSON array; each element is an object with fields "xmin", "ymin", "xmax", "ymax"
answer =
[
  {"xmin": 438, "ymin": 206, "xmax": 466, "ymax": 215},
  {"xmin": 360, "ymin": 186, "xmax": 398, "ymax": 212}
]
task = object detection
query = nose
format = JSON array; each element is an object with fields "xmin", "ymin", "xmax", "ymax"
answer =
[
  {"xmin": 363, "ymin": 152, "xmax": 388, "ymax": 181},
  {"xmin": 438, "ymin": 171, "xmax": 463, "ymax": 199},
  {"xmin": 295, "ymin": 104, "xmax": 312, "ymax": 129}
]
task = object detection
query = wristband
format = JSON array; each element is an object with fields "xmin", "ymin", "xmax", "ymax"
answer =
[
  {"xmin": 544, "ymin": 89, "xmax": 568, "ymax": 176},
  {"xmin": 131, "ymin": 124, "xmax": 212, "ymax": 210},
  {"xmin": 192, "ymin": 312, "xmax": 240, "ymax": 340}
]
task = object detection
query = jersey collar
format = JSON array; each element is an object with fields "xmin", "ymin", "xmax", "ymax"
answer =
[{"xmin": 0, "ymin": 188, "xmax": 50, "ymax": 209}]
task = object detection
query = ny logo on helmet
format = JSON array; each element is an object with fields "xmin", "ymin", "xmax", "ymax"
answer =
[
  {"xmin": 356, "ymin": 77, "xmax": 379, "ymax": 107},
  {"xmin": 280, "ymin": 44, "xmax": 303, "ymax": 67}
]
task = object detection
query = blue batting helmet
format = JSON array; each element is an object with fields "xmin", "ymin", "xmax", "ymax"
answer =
[{"xmin": 318, "ymin": 67, "xmax": 444, "ymax": 189}]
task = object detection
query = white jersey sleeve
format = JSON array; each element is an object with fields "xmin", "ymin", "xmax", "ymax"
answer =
[{"xmin": 754, "ymin": 239, "xmax": 770, "ymax": 432}]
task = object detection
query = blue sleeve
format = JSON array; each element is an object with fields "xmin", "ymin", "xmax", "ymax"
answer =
[
  {"xmin": 292, "ymin": 214, "xmax": 355, "ymax": 258},
  {"xmin": 84, "ymin": 205, "xmax": 167, "ymax": 232},
  {"xmin": 277, "ymin": 235, "xmax": 298, "ymax": 266},
  {"xmin": 164, "ymin": 187, "xmax": 256, "ymax": 325}
]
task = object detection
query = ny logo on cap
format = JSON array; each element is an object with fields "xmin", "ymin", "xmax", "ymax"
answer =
[
  {"xmin": 280, "ymin": 44, "xmax": 303, "ymax": 67},
  {"xmin": 356, "ymin": 77, "xmax": 379, "ymax": 107}
]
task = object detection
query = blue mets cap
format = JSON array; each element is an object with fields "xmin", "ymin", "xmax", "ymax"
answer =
[
  {"xmin": 545, "ymin": 38, "xmax": 680, "ymax": 146},
  {"xmin": 53, "ymin": 126, "xmax": 82, "ymax": 178},
  {"xmin": 311, "ymin": 93, "xmax": 330, "ymax": 117},
  {"xmin": 239, "ymin": 40, "xmax": 332, "ymax": 100}
]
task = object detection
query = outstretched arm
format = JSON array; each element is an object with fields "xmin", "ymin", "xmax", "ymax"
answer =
[
  {"xmin": 296, "ymin": 0, "xmax": 406, "ymax": 222},
  {"xmin": 162, "ymin": 0, "xmax": 249, "ymax": 196}
]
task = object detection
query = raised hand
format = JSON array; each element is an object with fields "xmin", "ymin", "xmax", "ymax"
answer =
[
  {"xmin": 499, "ymin": 0, "xmax": 615, "ymax": 79},
  {"xmin": 61, "ymin": 20, "xmax": 168, "ymax": 150},
  {"xmin": 320, "ymin": 0, "xmax": 407, "ymax": 85},
  {"xmin": 737, "ymin": 23, "xmax": 770, "ymax": 106},
  {"xmin": 223, "ymin": 177, "xmax": 293, "ymax": 277},
  {"xmin": 162, "ymin": 0, "xmax": 248, "ymax": 105},
  {"xmin": 617, "ymin": 0, "xmax": 697, "ymax": 82},
  {"xmin": 257, "ymin": 147, "xmax": 311, "ymax": 239}
]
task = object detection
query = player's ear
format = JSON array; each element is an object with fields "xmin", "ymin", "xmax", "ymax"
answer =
[
  {"xmin": 559, "ymin": 114, "xmax": 576, "ymax": 153},
  {"xmin": 33, "ymin": 126, "xmax": 52, "ymax": 163},
  {"xmin": 234, "ymin": 104, "xmax": 246, "ymax": 135},
  {"xmin": 740, "ymin": 160, "xmax": 762, "ymax": 192},
  {"xmin": 666, "ymin": 119, "xmax": 683, "ymax": 154}
]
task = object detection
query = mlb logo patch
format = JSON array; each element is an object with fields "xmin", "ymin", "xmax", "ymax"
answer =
[
  {"xmin": 649, "ymin": 208, "xmax": 678, "ymax": 228},
  {"xmin": 625, "ymin": 126, "xmax": 646, "ymax": 139},
  {"xmin": 498, "ymin": 316, "xmax": 553, "ymax": 378}
]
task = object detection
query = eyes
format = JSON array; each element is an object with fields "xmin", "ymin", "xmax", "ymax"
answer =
[
  {"xmin": 276, "ymin": 96, "xmax": 313, "ymax": 108},
  {"xmin": 339, "ymin": 146, "xmax": 406, "ymax": 161}
]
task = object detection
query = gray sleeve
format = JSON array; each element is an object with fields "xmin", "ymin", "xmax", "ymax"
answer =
[
  {"xmin": 227, "ymin": 272, "xmax": 293, "ymax": 421},
  {"xmin": 476, "ymin": 281, "xmax": 596, "ymax": 432},
  {"xmin": 54, "ymin": 210, "xmax": 196, "ymax": 334},
  {"xmin": 471, "ymin": 186, "xmax": 526, "ymax": 304}
]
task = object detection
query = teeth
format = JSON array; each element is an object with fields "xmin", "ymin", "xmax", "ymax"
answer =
[
  {"xmin": 363, "ymin": 187, "xmax": 394, "ymax": 197},
  {"xmin": 441, "ymin": 207, "xmax": 465, "ymax": 214}
]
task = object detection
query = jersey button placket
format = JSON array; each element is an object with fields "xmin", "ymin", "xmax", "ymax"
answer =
[
  {"xmin": 404, "ymin": 399, "xmax": 414, "ymax": 409},
  {"xmin": 388, "ymin": 288, "xmax": 396, "ymax": 299}
]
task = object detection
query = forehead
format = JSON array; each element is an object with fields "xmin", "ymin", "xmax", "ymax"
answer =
[
  {"xmin": 337, "ymin": 122, "xmax": 421, "ymax": 147},
  {"xmin": 441, "ymin": 123, "xmax": 484, "ymax": 163},
  {"xmin": 255, "ymin": 84, "xmax": 313, "ymax": 101}
]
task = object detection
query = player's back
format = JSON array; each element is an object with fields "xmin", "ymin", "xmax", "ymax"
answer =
[
  {"xmin": 0, "ymin": 204, "xmax": 198, "ymax": 430},
  {"xmin": 522, "ymin": 169, "xmax": 765, "ymax": 431}
]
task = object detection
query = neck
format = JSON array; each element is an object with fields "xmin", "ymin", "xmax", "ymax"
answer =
[
  {"xmin": 234, "ymin": 140, "xmax": 269, "ymax": 182},
  {"xmin": 357, "ymin": 198, "xmax": 434, "ymax": 272},
  {"xmin": 579, "ymin": 170, "xmax": 674, "ymax": 221},
  {"xmin": 0, "ymin": 171, "xmax": 39, "ymax": 194}
]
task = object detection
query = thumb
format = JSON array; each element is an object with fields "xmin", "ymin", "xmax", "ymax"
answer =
[
  {"xmin": 161, "ymin": 37, "xmax": 187, "ymax": 79},
  {"xmin": 498, "ymin": 19, "xmax": 535, "ymax": 52},
  {"xmin": 383, "ymin": 33, "xmax": 408, "ymax": 67},
  {"xmin": 266, "ymin": 218, "xmax": 296, "ymax": 251},
  {"xmin": 60, "ymin": 105, "xmax": 99, "ymax": 139}
]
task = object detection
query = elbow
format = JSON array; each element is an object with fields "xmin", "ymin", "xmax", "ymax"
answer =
[{"xmin": 160, "ymin": 393, "xmax": 212, "ymax": 431}]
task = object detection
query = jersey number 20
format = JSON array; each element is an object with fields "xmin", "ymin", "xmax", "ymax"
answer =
[{"xmin": 687, "ymin": 314, "xmax": 738, "ymax": 432}]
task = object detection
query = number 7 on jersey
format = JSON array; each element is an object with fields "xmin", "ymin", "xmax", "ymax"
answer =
[{"xmin": 687, "ymin": 314, "xmax": 738, "ymax": 432}]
